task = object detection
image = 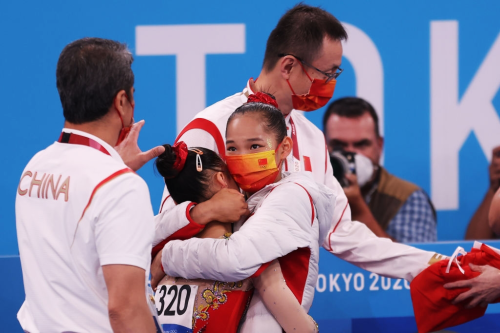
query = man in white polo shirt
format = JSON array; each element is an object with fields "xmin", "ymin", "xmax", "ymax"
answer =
[
  {"xmin": 153, "ymin": 5, "xmax": 398, "ymax": 266},
  {"xmin": 16, "ymin": 38, "xmax": 158, "ymax": 333}
]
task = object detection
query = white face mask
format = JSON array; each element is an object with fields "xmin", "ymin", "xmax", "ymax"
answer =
[
  {"xmin": 330, "ymin": 151, "xmax": 375, "ymax": 188},
  {"xmin": 353, "ymin": 153, "xmax": 374, "ymax": 187}
]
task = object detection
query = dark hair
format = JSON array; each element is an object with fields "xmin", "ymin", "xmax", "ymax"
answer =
[
  {"xmin": 323, "ymin": 97, "xmax": 380, "ymax": 137},
  {"xmin": 263, "ymin": 4, "xmax": 348, "ymax": 72},
  {"xmin": 155, "ymin": 145, "xmax": 227, "ymax": 204},
  {"xmin": 56, "ymin": 37, "xmax": 134, "ymax": 124},
  {"xmin": 227, "ymin": 94, "xmax": 287, "ymax": 144}
]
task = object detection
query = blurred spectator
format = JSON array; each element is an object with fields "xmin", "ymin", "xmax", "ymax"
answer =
[
  {"xmin": 465, "ymin": 146, "xmax": 500, "ymax": 239},
  {"xmin": 489, "ymin": 187, "xmax": 500, "ymax": 236},
  {"xmin": 323, "ymin": 97, "xmax": 437, "ymax": 243},
  {"xmin": 443, "ymin": 187, "xmax": 500, "ymax": 307}
]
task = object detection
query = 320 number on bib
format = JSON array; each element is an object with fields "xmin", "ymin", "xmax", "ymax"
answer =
[
  {"xmin": 156, "ymin": 285, "xmax": 191, "ymax": 316},
  {"xmin": 155, "ymin": 283, "xmax": 198, "ymax": 332}
]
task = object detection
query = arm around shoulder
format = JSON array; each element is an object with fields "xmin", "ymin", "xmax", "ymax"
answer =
[
  {"xmin": 153, "ymin": 185, "xmax": 249, "ymax": 252},
  {"xmin": 161, "ymin": 184, "xmax": 311, "ymax": 282},
  {"xmin": 153, "ymin": 201, "xmax": 205, "ymax": 253}
]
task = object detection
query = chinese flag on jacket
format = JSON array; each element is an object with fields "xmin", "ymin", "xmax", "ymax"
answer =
[{"xmin": 410, "ymin": 242, "xmax": 500, "ymax": 333}]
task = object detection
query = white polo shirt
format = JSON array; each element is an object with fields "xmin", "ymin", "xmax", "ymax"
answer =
[{"xmin": 16, "ymin": 128, "xmax": 154, "ymax": 333}]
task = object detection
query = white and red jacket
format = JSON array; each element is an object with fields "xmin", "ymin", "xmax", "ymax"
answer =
[
  {"xmin": 154, "ymin": 81, "xmax": 436, "ymax": 277},
  {"xmin": 16, "ymin": 129, "xmax": 155, "ymax": 333},
  {"xmin": 161, "ymin": 172, "xmax": 438, "ymax": 332},
  {"xmin": 153, "ymin": 80, "xmax": 332, "ymax": 248},
  {"xmin": 164, "ymin": 172, "xmax": 330, "ymax": 331},
  {"xmin": 155, "ymin": 83, "xmax": 439, "ymax": 330}
]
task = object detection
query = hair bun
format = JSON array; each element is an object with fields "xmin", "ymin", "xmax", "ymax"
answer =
[
  {"xmin": 155, "ymin": 144, "xmax": 179, "ymax": 179},
  {"xmin": 247, "ymin": 92, "xmax": 279, "ymax": 109},
  {"xmin": 155, "ymin": 142, "xmax": 188, "ymax": 179}
]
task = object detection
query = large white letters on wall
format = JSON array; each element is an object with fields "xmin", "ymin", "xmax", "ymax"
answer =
[
  {"xmin": 136, "ymin": 24, "xmax": 246, "ymax": 132},
  {"xmin": 341, "ymin": 23, "xmax": 384, "ymax": 137},
  {"xmin": 431, "ymin": 21, "xmax": 500, "ymax": 210},
  {"xmin": 135, "ymin": 21, "xmax": 500, "ymax": 212}
]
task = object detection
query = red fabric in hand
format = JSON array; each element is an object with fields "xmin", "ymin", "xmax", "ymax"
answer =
[{"xmin": 410, "ymin": 244, "xmax": 500, "ymax": 333}]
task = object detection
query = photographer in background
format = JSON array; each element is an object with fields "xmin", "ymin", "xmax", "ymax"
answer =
[
  {"xmin": 323, "ymin": 97, "xmax": 437, "ymax": 243},
  {"xmin": 465, "ymin": 146, "xmax": 500, "ymax": 240}
]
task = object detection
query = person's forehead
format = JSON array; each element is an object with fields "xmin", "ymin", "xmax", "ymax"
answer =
[
  {"xmin": 313, "ymin": 36, "xmax": 343, "ymax": 68},
  {"xmin": 227, "ymin": 114, "xmax": 268, "ymax": 138},
  {"xmin": 325, "ymin": 113, "xmax": 377, "ymax": 140}
]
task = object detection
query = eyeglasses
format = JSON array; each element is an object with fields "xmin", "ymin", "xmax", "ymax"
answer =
[{"xmin": 279, "ymin": 54, "xmax": 343, "ymax": 83}]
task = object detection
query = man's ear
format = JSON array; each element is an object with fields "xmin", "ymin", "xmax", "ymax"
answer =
[
  {"xmin": 278, "ymin": 136, "xmax": 293, "ymax": 160},
  {"xmin": 377, "ymin": 136, "xmax": 384, "ymax": 152},
  {"xmin": 279, "ymin": 56, "xmax": 297, "ymax": 80},
  {"xmin": 113, "ymin": 90, "xmax": 128, "ymax": 117}
]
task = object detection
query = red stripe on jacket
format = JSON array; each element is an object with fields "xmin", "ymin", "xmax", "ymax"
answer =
[
  {"xmin": 175, "ymin": 118, "xmax": 226, "ymax": 160},
  {"xmin": 78, "ymin": 168, "xmax": 133, "ymax": 223},
  {"xmin": 159, "ymin": 195, "xmax": 171, "ymax": 214},
  {"xmin": 326, "ymin": 201, "xmax": 349, "ymax": 252}
]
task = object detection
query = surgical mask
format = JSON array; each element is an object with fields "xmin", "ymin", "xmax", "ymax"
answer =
[
  {"xmin": 286, "ymin": 62, "xmax": 336, "ymax": 112},
  {"xmin": 330, "ymin": 150, "xmax": 375, "ymax": 188},
  {"xmin": 226, "ymin": 148, "xmax": 282, "ymax": 193},
  {"xmin": 115, "ymin": 95, "xmax": 134, "ymax": 146}
]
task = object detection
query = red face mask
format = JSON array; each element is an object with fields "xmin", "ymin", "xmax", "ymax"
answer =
[
  {"xmin": 287, "ymin": 62, "xmax": 336, "ymax": 112},
  {"xmin": 115, "ymin": 95, "xmax": 135, "ymax": 146}
]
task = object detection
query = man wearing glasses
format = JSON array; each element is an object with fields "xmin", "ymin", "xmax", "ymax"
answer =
[
  {"xmin": 148, "ymin": 5, "xmax": 444, "ymax": 332},
  {"xmin": 154, "ymin": 3, "xmax": 346, "ymax": 229}
]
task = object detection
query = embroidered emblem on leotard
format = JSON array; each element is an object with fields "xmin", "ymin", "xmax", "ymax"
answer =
[{"xmin": 193, "ymin": 280, "xmax": 244, "ymax": 328}]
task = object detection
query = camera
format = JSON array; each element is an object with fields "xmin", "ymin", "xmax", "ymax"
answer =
[{"xmin": 330, "ymin": 150, "xmax": 374, "ymax": 188}]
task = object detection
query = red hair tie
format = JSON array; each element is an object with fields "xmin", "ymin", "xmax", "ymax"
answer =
[
  {"xmin": 172, "ymin": 141, "xmax": 188, "ymax": 174},
  {"xmin": 247, "ymin": 92, "xmax": 279, "ymax": 109}
]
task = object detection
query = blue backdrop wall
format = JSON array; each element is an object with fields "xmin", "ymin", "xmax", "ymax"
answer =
[
  {"xmin": 2, "ymin": 1, "xmax": 500, "ymax": 257},
  {"xmin": 3, "ymin": 1, "xmax": 500, "ymax": 332}
]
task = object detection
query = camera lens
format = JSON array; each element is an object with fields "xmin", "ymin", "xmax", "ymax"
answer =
[{"xmin": 330, "ymin": 152, "xmax": 349, "ymax": 187}]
